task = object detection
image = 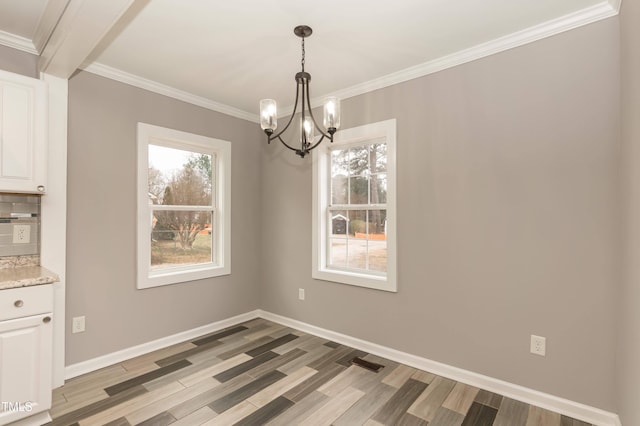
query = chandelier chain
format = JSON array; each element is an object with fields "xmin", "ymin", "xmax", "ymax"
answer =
[{"xmin": 301, "ymin": 36, "xmax": 305, "ymax": 72}]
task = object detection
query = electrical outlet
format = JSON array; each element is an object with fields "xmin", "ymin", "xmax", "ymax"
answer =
[
  {"xmin": 12, "ymin": 225, "xmax": 30, "ymax": 244},
  {"xmin": 298, "ymin": 288, "xmax": 305, "ymax": 301},
  {"xmin": 72, "ymin": 316, "xmax": 85, "ymax": 334},
  {"xmin": 530, "ymin": 334, "xmax": 546, "ymax": 356}
]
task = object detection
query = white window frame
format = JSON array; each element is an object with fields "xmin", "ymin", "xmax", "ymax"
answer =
[
  {"xmin": 312, "ymin": 119, "xmax": 397, "ymax": 292},
  {"xmin": 136, "ymin": 123, "xmax": 231, "ymax": 289}
]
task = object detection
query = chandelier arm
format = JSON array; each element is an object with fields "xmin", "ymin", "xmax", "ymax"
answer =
[
  {"xmin": 305, "ymin": 133, "xmax": 327, "ymax": 153},
  {"xmin": 275, "ymin": 135, "xmax": 301, "ymax": 153},
  {"xmin": 304, "ymin": 79, "xmax": 333, "ymax": 141},
  {"xmin": 268, "ymin": 82, "xmax": 302, "ymax": 142}
]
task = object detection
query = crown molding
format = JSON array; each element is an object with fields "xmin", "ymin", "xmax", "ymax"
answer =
[
  {"xmin": 295, "ymin": 0, "xmax": 620, "ymax": 113},
  {"xmin": 81, "ymin": 62, "xmax": 260, "ymax": 123},
  {"xmin": 0, "ymin": 30, "xmax": 37, "ymax": 55}
]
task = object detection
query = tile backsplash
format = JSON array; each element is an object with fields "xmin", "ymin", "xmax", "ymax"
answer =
[{"xmin": 0, "ymin": 194, "xmax": 40, "ymax": 257}]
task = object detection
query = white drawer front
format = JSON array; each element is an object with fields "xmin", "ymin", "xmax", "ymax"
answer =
[{"xmin": 0, "ymin": 285, "xmax": 53, "ymax": 321}]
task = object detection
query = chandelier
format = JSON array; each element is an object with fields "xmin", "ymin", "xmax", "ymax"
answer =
[{"xmin": 259, "ymin": 25, "xmax": 341, "ymax": 158}]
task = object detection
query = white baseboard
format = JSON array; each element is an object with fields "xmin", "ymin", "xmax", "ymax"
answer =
[
  {"xmin": 257, "ymin": 310, "xmax": 621, "ymax": 426},
  {"xmin": 63, "ymin": 308, "xmax": 621, "ymax": 426},
  {"xmin": 64, "ymin": 310, "xmax": 261, "ymax": 380}
]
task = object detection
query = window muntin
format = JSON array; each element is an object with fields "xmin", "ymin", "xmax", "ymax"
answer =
[
  {"xmin": 313, "ymin": 119, "xmax": 396, "ymax": 292},
  {"xmin": 137, "ymin": 123, "xmax": 231, "ymax": 289}
]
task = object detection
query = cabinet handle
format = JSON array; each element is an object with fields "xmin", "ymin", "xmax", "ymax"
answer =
[
  {"xmin": 14, "ymin": 300, "xmax": 24, "ymax": 307},
  {"xmin": 37, "ymin": 185, "xmax": 45, "ymax": 192},
  {"xmin": 43, "ymin": 316, "xmax": 51, "ymax": 323}
]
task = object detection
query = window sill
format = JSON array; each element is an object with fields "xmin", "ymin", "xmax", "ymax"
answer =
[{"xmin": 312, "ymin": 268, "xmax": 397, "ymax": 292}]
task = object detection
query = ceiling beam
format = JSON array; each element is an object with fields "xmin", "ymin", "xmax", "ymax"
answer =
[{"xmin": 37, "ymin": 0, "xmax": 135, "ymax": 78}]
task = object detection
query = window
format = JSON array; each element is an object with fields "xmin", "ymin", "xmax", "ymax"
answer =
[
  {"xmin": 313, "ymin": 119, "xmax": 397, "ymax": 292},
  {"xmin": 137, "ymin": 123, "xmax": 231, "ymax": 289}
]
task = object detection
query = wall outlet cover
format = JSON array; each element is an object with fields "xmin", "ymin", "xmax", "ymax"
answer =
[
  {"xmin": 12, "ymin": 225, "xmax": 30, "ymax": 244},
  {"xmin": 530, "ymin": 334, "xmax": 546, "ymax": 356}
]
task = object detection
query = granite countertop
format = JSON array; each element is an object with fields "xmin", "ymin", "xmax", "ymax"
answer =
[{"xmin": 0, "ymin": 266, "xmax": 59, "ymax": 290}]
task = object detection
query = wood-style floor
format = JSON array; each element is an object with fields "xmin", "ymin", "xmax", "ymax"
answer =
[{"xmin": 47, "ymin": 318, "xmax": 593, "ymax": 426}]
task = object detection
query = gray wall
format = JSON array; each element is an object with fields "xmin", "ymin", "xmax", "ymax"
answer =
[
  {"xmin": 66, "ymin": 71, "xmax": 263, "ymax": 364},
  {"xmin": 618, "ymin": 1, "xmax": 640, "ymax": 424},
  {"xmin": 0, "ymin": 45, "xmax": 37, "ymax": 78},
  {"xmin": 261, "ymin": 19, "xmax": 620, "ymax": 411}
]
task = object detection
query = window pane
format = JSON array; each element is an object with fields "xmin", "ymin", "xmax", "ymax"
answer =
[
  {"xmin": 151, "ymin": 210, "xmax": 213, "ymax": 270},
  {"xmin": 347, "ymin": 239, "xmax": 367, "ymax": 270},
  {"xmin": 348, "ymin": 210, "xmax": 367, "ymax": 237},
  {"xmin": 368, "ymin": 209, "xmax": 387, "ymax": 272},
  {"xmin": 369, "ymin": 143, "xmax": 387, "ymax": 174},
  {"xmin": 349, "ymin": 146, "xmax": 369, "ymax": 176},
  {"xmin": 331, "ymin": 175, "xmax": 348, "ymax": 205},
  {"xmin": 149, "ymin": 144, "xmax": 214, "ymax": 206},
  {"xmin": 349, "ymin": 176, "xmax": 369, "ymax": 204},
  {"xmin": 329, "ymin": 238, "xmax": 348, "ymax": 268},
  {"xmin": 331, "ymin": 210, "xmax": 348, "ymax": 235},
  {"xmin": 370, "ymin": 173, "xmax": 387, "ymax": 204}
]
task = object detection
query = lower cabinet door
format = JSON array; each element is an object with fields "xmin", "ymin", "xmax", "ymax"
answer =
[{"xmin": 0, "ymin": 313, "xmax": 52, "ymax": 425}]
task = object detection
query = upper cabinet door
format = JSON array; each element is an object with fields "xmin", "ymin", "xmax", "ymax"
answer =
[{"xmin": 0, "ymin": 70, "xmax": 47, "ymax": 194}]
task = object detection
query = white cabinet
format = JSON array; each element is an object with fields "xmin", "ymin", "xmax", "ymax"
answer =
[
  {"xmin": 0, "ymin": 70, "xmax": 47, "ymax": 194},
  {"xmin": 0, "ymin": 285, "xmax": 53, "ymax": 426}
]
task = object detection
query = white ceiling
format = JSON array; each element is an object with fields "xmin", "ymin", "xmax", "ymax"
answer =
[{"xmin": 0, "ymin": 0, "xmax": 619, "ymax": 121}]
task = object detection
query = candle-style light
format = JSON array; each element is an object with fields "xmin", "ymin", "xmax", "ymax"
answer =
[{"xmin": 259, "ymin": 25, "xmax": 340, "ymax": 158}]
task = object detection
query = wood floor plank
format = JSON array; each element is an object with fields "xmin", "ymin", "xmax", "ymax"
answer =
[
  {"xmin": 298, "ymin": 386, "xmax": 365, "ymax": 426},
  {"xmin": 124, "ymin": 377, "xmax": 219, "ymax": 425},
  {"xmin": 526, "ymin": 405, "xmax": 561, "ymax": 426},
  {"xmin": 168, "ymin": 373, "xmax": 254, "ymax": 419},
  {"xmin": 461, "ymin": 401, "xmax": 498, "ymax": 426},
  {"xmin": 430, "ymin": 406, "xmax": 466, "ymax": 426},
  {"xmin": 213, "ymin": 351, "xmax": 280, "ymax": 383},
  {"xmin": 209, "ymin": 370, "xmax": 286, "ymax": 413},
  {"xmin": 271, "ymin": 333, "xmax": 315, "ymax": 355},
  {"xmin": 50, "ymin": 387, "xmax": 109, "ymax": 418},
  {"xmin": 382, "ymin": 364, "xmax": 418, "ymax": 388},
  {"xmin": 191, "ymin": 325, "xmax": 249, "ymax": 346},
  {"xmin": 407, "ymin": 376, "xmax": 456, "ymax": 422},
  {"xmin": 265, "ymin": 391, "xmax": 328, "ymax": 425},
  {"xmin": 104, "ymin": 359, "xmax": 191, "ymax": 396},
  {"xmin": 372, "ymin": 378, "xmax": 429, "ymax": 425},
  {"xmin": 104, "ymin": 417, "xmax": 131, "ymax": 426},
  {"xmin": 474, "ymin": 389, "xmax": 503, "ymax": 409},
  {"xmin": 317, "ymin": 365, "xmax": 372, "ymax": 398},
  {"xmin": 493, "ymin": 397, "xmax": 530, "ymax": 426},
  {"xmin": 135, "ymin": 411, "xmax": 175, "ymax": 426},
  {"xmin": 307, "ymin": 345, "xmax": 354, "ymax": 371},
  {"xmin": 283, "ymin": 363, "xmax": 345, "ymax": 402},
  {"xmin": 178, "ymin": 353, "xmax": 251, "ymax": 387},
  {"xmin": 442, "ymin": 382, "xmax": 480, "ymax": 415},
  {"xmin": 143, "ymin": 355, "xmax": 224, "ymax": 391},
  {"xmin": 233, "ymin": 396, "xmax": 294, "ymax": 426},
  {"xmin": 121, "ymin": 341, "xmax": 196, "ymax": 372},
  {"xmin": 201, "ymin": 401, "xmax": 258, "ymax": 426},
  {"xmin": 247, "ymin": 366, "xmax": 317, "ymax": 407},
  {"xmin": 169, "ymin": 406, "xmax": 217, "ymax": 426},
  {"xmin": 333, "ymin": 380, "xmax": 396, "ymax": 426},
  {"xmin": 216, "ymin": 335, "xmax": 274, "ymax": 360},
  {"xmin": 397, "ymin": 412, "xmax": 430, "ymax": 425},
  {"xmin": 78, "ymin": 381, "xmax": 185, "ymax": 426},
  {"xmin": 246, "ymin": 348, "xmax": 307, "ymax": 379},
  {"xmin": 48, "ymin": 386, "xmax": 148, "ymax": 426},
  {"xmin": 245, "ymin": 333, "xmax": 299, "ymax": 357},
  {"xmin": 411, "ymin": 369, "xmax": 436, "ymax": 384},
  {"xmin": 242, "ymin": 324, "xmax": 285, "ymax": 341},
  {"xmin": 155, "ymin": 341, "xmax": 224, "ymax": 367},
  {"xmin": 277, "ymin": 343, "xmax": 332, "ymax": 375}
]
